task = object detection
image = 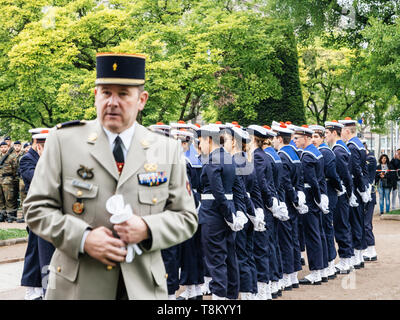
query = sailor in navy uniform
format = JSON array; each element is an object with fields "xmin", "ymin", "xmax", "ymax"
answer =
[
  {"xmin": 247, "ymin": 125, "xmax": 286, "ymax": 299},
  {"xmin": 222, "ymin": 125, "xmax": 263, "ymax": 300},
  {"xmin": 362, "ymin": 141, "xmax": 378, "ymax": 262},
  {"xmin": 272, "ymin": 123, "xmax": 307, "ymax": 292},
  {"xmin": 293, "ymin": 125, "xmax": 327, "ymax": 285},
  {"xmin": 339, "ymin": 117, "xmax": 370, "ymax": 269},
  {"xmin": 198, "ymin": 124, "xmax": 247, "ymax": 300},
  {"xmin": 325, "ymin": 121, "xmax": 356, "ymax": 274},
  {"xmin": 169, "ymin": 123, "xmax": 205, "ymax": 300},
  {"xmin": 149, "ymin": 123, "xmax": 181, "ymax": 300},
  {"xmin": 310, "ymin": 125, "xmax": 343, "ymax": 280},
  {"xmin": 263, "ymin": 126, "xmax": 290, "ymax": 294},
  {"xmin": 284, "ymin": 122, "xmax": 307, "ymax": 265}
]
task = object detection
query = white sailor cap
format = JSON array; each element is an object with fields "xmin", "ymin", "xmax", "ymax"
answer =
[
  {"xmin": 29, "ymin": 128, "xmax": 49, "ymax": 135},
  {"xmin": 225, "ymin": 121, "xmax": 242, "ymax": 128},
  {"xmin": 338, "ymin": 117, "xmax": 357, "ymax": 127},
  {"xmin": 271, "ymin": 123, "xmax": 294, "ymax": 136},
  {"xmin": 309, "ymin": 125, "xmax": 325, "ymax": 134},
  {"xmin": 197, "ymin": 124, "xmax": 221, "ymax": 137},
  {"xmin": 170, "ymin": 129, "xmax": 194, "ymax": 142},
  {"xmin": 325, "ymin": 120, "xmax": 344, "ymax": 130},
  {"xmin": 246, "ymin": 125, "xmax": 267, "ymax": 138},
  {"xmin": 32, "ymin": 129, "xmax": 51, "ymax": 142},
  {"xmin": 149, "ymin": 122, "xmax": 171, "ymax": 131},
  {"xmin": 223, "ymin": 126, "xmax": 250, "ymax": 143},
  {"xmin": 169, "ymin": 121, "xmax": 198, "ymax": 131},
  {"xmin": 293, "ymin": 125, "xmax": 313, "ymax": 137},
  {"xmin": 263, "ymin": 125, "xmax": 277, "ymax": 138}
]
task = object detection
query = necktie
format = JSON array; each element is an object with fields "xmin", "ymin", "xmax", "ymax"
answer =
[{"xmin": 113, "ymin": 136, "xmax": 124, "ymax": 174}]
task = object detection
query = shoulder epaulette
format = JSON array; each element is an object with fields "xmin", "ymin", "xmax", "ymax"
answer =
[{"xmin": 56, "ymin": 120, "xmax": 87, "ymax": 129}]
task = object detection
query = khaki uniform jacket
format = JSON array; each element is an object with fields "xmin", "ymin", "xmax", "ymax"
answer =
[{"xmin": 24, "ymin": 120, "xmax": 198, "ymax": 300}]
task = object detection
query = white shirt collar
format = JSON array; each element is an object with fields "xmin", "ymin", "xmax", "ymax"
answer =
[{"xmin": 103, "ymin": 122, "xmax": 136, "ymax": 151}]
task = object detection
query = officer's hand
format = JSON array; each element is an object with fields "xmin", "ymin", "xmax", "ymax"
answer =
[
  {"xmin": 84, "ymin": 227, "xmax": 127, "ymax": 266},
  {"xmin": 114, "ymin": 215, "xmax": 149, "ymax": 244}
]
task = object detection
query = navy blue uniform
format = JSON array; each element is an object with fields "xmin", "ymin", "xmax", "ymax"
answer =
[
  {"xmin": 364, "ymin": 151, "xmax": 377, "ymax": 247},
  {"xmin": 20, "ymin": 148, "xmax": 55, "ymax": 292},
  {"xmin": 278, "ymin": 145, "xmax": 303, "ymax": 275},
  {"xmin": 347, "ymin": 137, "xmax": 368, "ymax": 251},
  {"xmin": 233, "ymin": 151, "xmax": 258, "ymax": 294},
  {"xmin": 199, "ymin": 147, "xmax": 244, "ymax": 299},
  {"xmin": 318, "ymin": 143, "xmax": 342, "ymax": 263},
  {"xmin": 178, "ymin": 145, "xmax": 205, "ymax": 288},
  {"xmin": 332, "ymin": 140, "xmax": 354, "ymax": 258},
  {"xmin": 289, "ymin": 141, "xmax": 306, "ymax": 253},
  {"xmin": 300, "ymin": 144, "xmax": 325, "ymax": 271},
  {"xmin": 252, "ymin": 148, "xmax": 276, "ymax": 284}
]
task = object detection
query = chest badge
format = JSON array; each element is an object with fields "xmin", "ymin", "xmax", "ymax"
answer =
[
  {"xmin": 72, "ymin": 201, "xmax": 85, "ymax": 215},
  {"xmin": 77, "ymin": 165, "xmax": 94, "ymax": 180}
]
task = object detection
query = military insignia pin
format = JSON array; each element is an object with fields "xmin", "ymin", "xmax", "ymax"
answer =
[
  {"xmin": 88, "ymin": 133, "xmax": 98, "ymax": 142},
  {"xmin": 138, "ymin": 171, "xmax": 168, "ymax": 186},
  {"xmin": 77, "ymin": 165, "xmax": 94, "ymax": 180},
  {"xmin": 113, "ymin": 63, "xmax": 117, "ymax": 71},
  {"xmin": 144, "ymin": 163, "xmax": 158, "ymax": 172},
  {"xmin": 72, "ymin": 201, "xmax": 84, "ymax": 215}
]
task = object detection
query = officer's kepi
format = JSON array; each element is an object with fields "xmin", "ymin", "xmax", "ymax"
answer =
[
  {"xmin": 32, "ymin": 129, "xmax": 50, "ymax": 143},
  {"xmin": 95, "ymin": 53, "xmax": 146, "ymax": 86}
]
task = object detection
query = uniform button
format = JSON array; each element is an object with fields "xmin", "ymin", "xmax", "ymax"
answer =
[
  {"xmin": 152, "ymin": 197, "xmax": 157, "ymax": 204},
  {"xmin": 76, "ymin": 190, "xmax": 83, "ymax": 197},
  {"xmin": 57, "ymin": 267, "xmax": 61, "ymax": 273},
  {"xmin": 107, "ymin": 266, "xmax": 113, "ymax": 271},
  {"xmin": 165, "ymin": 273, "xmax": 168, "ymax": 279}
]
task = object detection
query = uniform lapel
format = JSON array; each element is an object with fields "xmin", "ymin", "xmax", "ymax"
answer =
[
  {"xmin": 117, "ymin": 123, "xmax": 148, "ymax": 189},
  {"xmin": 89, "ymin": 120, "xmax": 120, "ymax": 181}
]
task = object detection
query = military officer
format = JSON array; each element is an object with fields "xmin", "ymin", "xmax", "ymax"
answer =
[
  {"xmin": 339, "ymin": 117, "xmax": 370, "ymax": 269},
  {"xmin": 24, "ymin": 52, "xmax": 198, "ymax": 300},
  {"xmin": 325, "ymin": 121, "xmax": 355, "ymax": 274},
  {"xmin": 24, "ymin": 142, "xmax": 31, "ymax": 153},
  {"xmin": 0, "ymin": 140, "xmax": 18, "ymax": 222},
  {"xmin": 310, "ymin": 125, "xmax": 343, "ymax": 280},
  {"xmin": 13, "ymin": 141, "xmax": 24, "ymax": 221}
]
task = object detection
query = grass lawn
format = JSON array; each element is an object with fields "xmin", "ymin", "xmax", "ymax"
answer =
[
  {"xmin": 0, "ymin": 228, "xmax": 28, "ymax": 241},
  {"xmin": 386, "ymin": 209, "xmax": 400, "ymax": 215}
]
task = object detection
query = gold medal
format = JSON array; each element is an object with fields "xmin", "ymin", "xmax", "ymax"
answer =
[{"xmin": 72, "ymin": 201, "xmax": 84, "ymax": 215}]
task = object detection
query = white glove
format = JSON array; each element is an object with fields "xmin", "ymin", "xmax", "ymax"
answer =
[
  {"xmin": 278, "ymin": 201, "xmax": 290, "ymax": 221},
  {"xmin": 316, "ymin": 194, "xmax": 329, "ymax": 214},
  {"xmin": 297, "ymin": 191, "xmax": 306, "ymax": 206},
  {"xmin": 337, "ymin": 184, "xmax": 346, "ymax": 197},
  {"xmin": 268, "ymin": 197, "xmax": 279, "ymax": 212},
  {"xmin": 295, "ymin": 203, "xmax": 308, "ymax": 214},
  {"xmin": 236, "ymin": 210, "xmax": 249, "ymax": 226},
  {"xmin": 366, "ymin": 183, "xmax": 373, "ymax": 202},
  {"xmin": 225, "ymin": 213, "xmax": 244, "ymax": 232},
  {"xmin": 106, "ymin": 194, "xmax": 143, "ymax": 263},
  {"xmin": 358, "ymin": 188, "xmax": 370, "ymax": 203},
  {"xmin": 248, "ymin": 208, "xmax": 266, "ymax": 232},
  {"xmin": 349, "ymin": 192, "xmax": 359, "ymax": 207}
]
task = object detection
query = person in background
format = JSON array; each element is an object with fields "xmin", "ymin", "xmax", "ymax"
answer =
[
  {"xmin": 375, "ymin": 154, "xmax": 395, "ymax": 215},
  {"xmin": 390, "ymin": 149, "xmax": 400, "ymax": 210}
]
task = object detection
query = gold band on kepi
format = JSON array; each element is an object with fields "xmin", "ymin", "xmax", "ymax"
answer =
[{"xmin": 95, "ymin": 53, "xmax": 146, "ymax": 86}]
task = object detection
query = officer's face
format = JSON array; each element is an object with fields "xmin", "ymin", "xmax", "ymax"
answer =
[
  {"xmin": 311, "ymin": 133, "xmax": 324, "ymax": 147},
  {"xmin": 294, "ymin": 135, "xmax": 305, "ymax": 149},
  {"xmin": 95, "ymin": 84, "xmax": 149, "ymax": 134},
  {"xmin": 0, "ymin": 145, "xmax": 8, "ymax": 154},
  {"xmin": 14, "ymin": 144, "xmax": 21, "ymax": 152}
]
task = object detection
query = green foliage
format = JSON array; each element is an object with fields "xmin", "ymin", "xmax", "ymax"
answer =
[{"xmin": 0, "ymin": 228, "xmax": 28, "ymax": 240}]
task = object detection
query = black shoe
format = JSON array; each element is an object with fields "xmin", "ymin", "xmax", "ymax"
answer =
[
  {"xmin": 328, "ymin": 274, "xmax": 337, "ymax": 280},
  {"xmin": 176, "ymin": 296, "xmax": 186, "ymax": 300},
  {"xmin": 359, "ymin": 262, "xmax": 365, "ymax": 268},
  {"xmin": 195, "ymin": 295, "xmax": 203, "ymax": 300},
  {"xmin": 277, "ymin": 289, "xmax": 282, "ymax": 297},
  {"xmin": 354, "ymin": 263, "xmax": 362, "ymax": 269},
  {"xmin": 16, "ymin": 217, "xmax": 25, "ymax": 223},
  {"xmin": 299, "ymin": 278, "xmax": 322, "ymax": 285},
  {"xmin": 322, "ymin": 277, "xmax": 328, "ymax": 283},
  {"xmin": 300, "ymin": 258, "xmax": 305, "ymax": 266},
  {"xmin": 0, "ymin": 214, "xmax": 4, "ymax": 222},
  {"xmin": 363, "ymin": 256, "xmax": 371, "ymax": 261},
  {"xmin": 188, "ymin": 296, "xmax": 199, "ymax": 300},
  {"xmin": 272, "ymin": 292, "xmax": 278, "ymax": 299},
  {"xmin": 283, "ymin": 285, "xmax": 292, "ymax": 291},
  {"xmin": 292, "ymin": 283, "xmax": 299, "ymax": 289},
  {"xmin": 370, "ymin": 256, "xmax": 377, "ymax": 261}
]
